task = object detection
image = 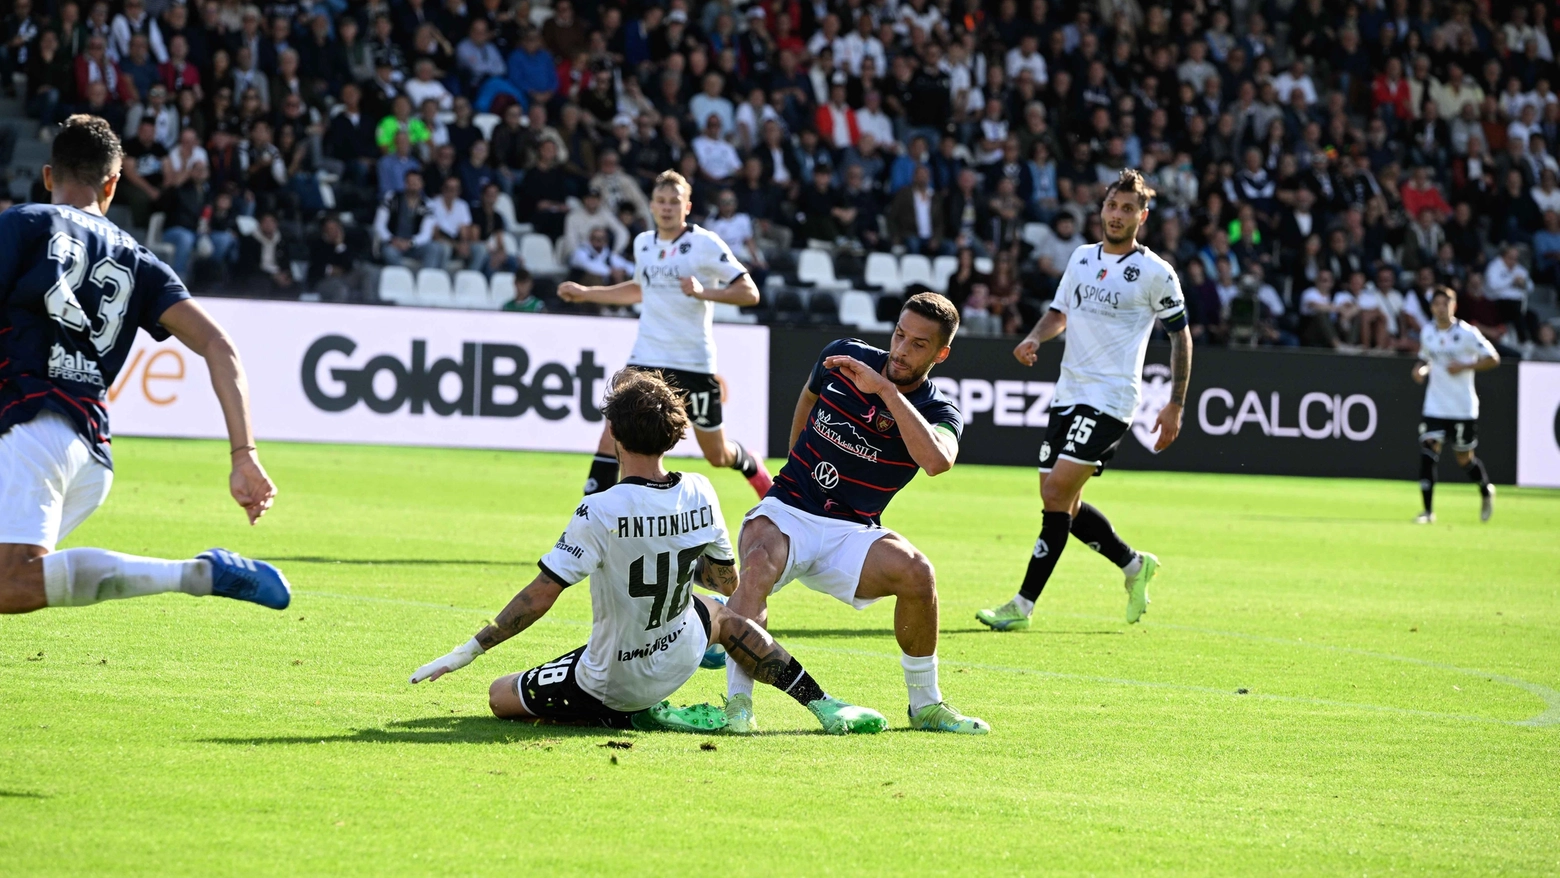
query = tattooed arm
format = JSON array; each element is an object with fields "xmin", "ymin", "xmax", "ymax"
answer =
[
  {"xmin": 409, "ymin": 571, "xmax": 566, "ymax": 683},
  {"xmin": 694, "ymin": 556, "xmax": 740, "ymax": 596},
  {"xmin": 1152, "ymin": 326, "xmax": 1193, "ymax": 452}
]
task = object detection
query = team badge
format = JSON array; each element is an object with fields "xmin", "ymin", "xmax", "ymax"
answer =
[
  {"xmin": 1123, "ymin": 265, "xmax": 1140, "ymax": 282},
  {"xmin": 679, "ymin": 242, "xmax": 691, "ymax": 254},
  {"xmin": 866, "ymin": 405, "xmax": 895, "ymax": 433},
  {"xmin": 1096, "ymin": 268, "xmax": 1108, "ymax": 281}
]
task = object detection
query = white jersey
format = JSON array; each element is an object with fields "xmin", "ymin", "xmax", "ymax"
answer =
[
  {"xmin": 628, "ymin": 223, "xmax": 749, "ymax": 374},
  {"xmin": 1419, "ymin": 319, "xmax": 1498, "ymax": 419},
  {"xmin": 537, "ymin": 471, "xmax": 734, "ymax": 712},
  {"xmin": 1050, "ymin": 243, "xmax": 1187, "ymax": 423}
]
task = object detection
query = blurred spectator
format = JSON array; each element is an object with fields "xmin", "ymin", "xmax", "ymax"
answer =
[
  {"xmin": 563, "ymin": 187, "xmax": 629, "ymax": 255},
  {"xmin": 569, "ymin": 226, "xmax": 633, "ymax": 284},
  {"xmin": 375, "ymin": 168, "xmax": 446, "ymax": 269},
  {"xmin": 1485, "ymin": 245, "xmax": 1537, "ymax": 341},
  {"xmin": 887, "ymin": 164, "xmax": 946, "ymax": 255},
  {"xmin": 308, "ymin": 216, "xmax": 374, "ymax": 303},
  {"xmin": 430, "ymin": 176, "xmax": 488, "ymax": 270},
  {"xmin": 502, "ymin": 269, "xmax": 545, "ymax": 312},
  {"xmin": 238, "ymin": 212, "xmax": 298, "ymax": 296}
]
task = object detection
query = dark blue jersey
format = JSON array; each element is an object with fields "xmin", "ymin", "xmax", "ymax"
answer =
[
  {"xmin": 0, "ymin": 203, "xmax": 190, "ymax": 469},
  {"xmin": 770, "ymin": 338, "xmax": 963, "ymax": 525}
]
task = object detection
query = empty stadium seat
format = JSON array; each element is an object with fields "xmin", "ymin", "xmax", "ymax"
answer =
[
  {"xmin": 839, "ymin": 290, "xmax": 894, "ymax": 332},
  {"xmin": 899, "ymin": 254, "xmax": 934, "ymax": 290},
  {"xmin": 771, "ymin": 288, "xmax": 809, "ymax": 322},
  {"xmin": 796, "ymin": 249, "xmax": 850, "ymax": 291},
  {"xmin": 807, "ymin": 289, "xmax": 841, "ymax": 323},
  {"xmin": 472, "ymin": 113, "xmax": 501, "ymax": 140},
  {"xmin": 378, "ymin": 266, "xmax": 416, "ymax": 305},
  {"xmin": 520, "ymin": 233, "xmax": 564, "ymax": 277},
  {"xmin": 1021, "ymin": 222, "xmax": 1047, "ymax": 250},
  {"xmin": 452, "ymin": 270, "xmax": 491, "ymax": 308},
  {"xmin": 865, "ymin": 252, "xmax": 903, "ymax": 292},
  {"xmin": 415, "ymin": 268, "xmax": 454, "ymax": 306},
  {"xmin": 975, "ymin": 256, "xmax": 994, "ymax": 274},
  {"xmin": 931, "ymin": 255, "xmax": 958, "ymax": 293},
  {"xmin": 144, "ymin": 212, "xmax": 175, "ymax": 264},
  {"xmin": 488, "ymin": 271, "xmax": 516, "ymax": 308},
  {"xmin": 493, "ymin": 193, "xmax": 518, "ymax": 230}
]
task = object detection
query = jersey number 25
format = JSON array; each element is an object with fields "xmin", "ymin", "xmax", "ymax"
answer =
[{"xmin": 44, "ymin": 232, "xmax": 136, "ymax": 355}]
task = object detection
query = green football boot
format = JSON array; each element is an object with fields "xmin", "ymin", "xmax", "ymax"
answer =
[
  {"xmin": 908, "ymin": 702, "xmax": 991, "ymax": 734},
  {"xmin": 975, "ymin": 599, "xmax": 1032, "ymax": 631},
  {"xmin": 1124, "ymin": 552, "xmax": 1159, "ymax": 624},
  {"xmin": 722, "ymin": 692, "xmax": 758, "ymax": 735},
  {"xmin": 634, "ymin": 700, "xmax": 728, "ymax": 732},
  {"xmin": 807, "ymin": 696, "xmax": 887, "ymax": 734}
]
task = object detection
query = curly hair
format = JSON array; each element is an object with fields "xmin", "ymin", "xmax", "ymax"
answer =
[
  {"xmin": 603, "ymin": 369, "xmax": 691, "ymax": 456},
  {"xmin": 1104, "ymin": 168, "xmax": 1157, "ymax": 209},
  {"xmin": 51, "ymin": 114, "xmax": 124, "ymax": 187}
]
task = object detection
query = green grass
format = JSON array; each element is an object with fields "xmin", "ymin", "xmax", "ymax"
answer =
[{"xmin": 3, "ymin": 439, "xmax": 1559, "ymax": 876}]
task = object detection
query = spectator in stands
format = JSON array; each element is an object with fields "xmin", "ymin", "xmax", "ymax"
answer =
[
  {"xmin": 377, "ymin": 131, "xmax": 420, "ymax": 199},
  {"xmin": 562, "ymin": 186, "xmax": 629, "ymax": 255},
  {"xmin": 376, "ymin": 94, "xmax": 430, "ymax": 154},
  {"xmin": 488, "ymin": 26, "xmax": 554, "ymax": 112},
  {"xmin": 237, "ymin": 211, "xmax": 298, "ymax": 296},
  {"xmin": 692, "ymin": 113, "xmax": 742, "ymax": 184},
  {"xmin": 308, "ymin": 216, "xmax": 373, "ymax": 303},
  {"xmin": 1529, "ymin": 323, "xmax": 1560, "ymax": 362},
  {"xmin": 502, "ymin": 269, "xmax": 544, "ymax": 312},
  {"xmin": 160, "ymin": 34, "xmax": 200, "ymax": 97},
  {"xmin": 516, "ymin": 138, "xmax": 570, "ymax": 239},
  {"xmin": 431, "ymin": 176, "xmax": 488, "ymax": 272},
  {"xmin": 815, "ymin": 78, "xmax": 858, "ymax": 150},
  {"xmin": 1183, "ymin": 258, "xmax": 1226, "ymax": 346},
  {"xmin": 162, "ymin": 160, "xmax": 229, "ymax": 283},
  {"xmin": 404, "ymin": 58, "xmax": 453, "ymax": 112},
  {"xmin": 76, "ymin": 34, "xmax": 134, "ymax": 107},
  {"xmin": 887, "ymin": 163, "xmax": 946, "ymax": 255},
  {"xmin": 569, "ymin": 226, "xmax": 633, "ymax": 285},
  {"xmin": 22, "ymin": 28, "xmax": 66, "ymax": 125},
  {"xmin": 1298, "ymin": 269, "xmax": 1343, "ymax": 349},
  {"xmin": 375, "ymin": 168, "xmax": 446, "ymax": 269},
  {"xmin": 117, "ymin": 116, "xmax": 167, "ymax": 225},
  {"xmin": 325, "ymin": 83, "xmax": 378, "ymax": 188},
  {"xmin": 126, "ymin": 83, "xmax": 178, "ymax": 147},
  {"xmin": 1535, "ymin": 212, "xmax": 1560, "ymax": 285},
  {"xmin": 707, "ymin": 187, "xmax": 768, "ymax": 289},
  {"xmin": 590, "ymin": 149, "xmax": 650, "ymax": 228},
  {"xmin": 1485, "ymin": 244, "xmax": 1537, "ymax": 341}
]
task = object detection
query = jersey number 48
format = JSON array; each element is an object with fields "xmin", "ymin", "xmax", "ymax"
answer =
[{"xmin": 628, "ymin": 545, "xmax": 709, "ymax": 631}]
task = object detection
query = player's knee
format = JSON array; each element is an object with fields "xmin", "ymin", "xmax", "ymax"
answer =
[
  {"xmin": 489, "ymin": 675, "xmax": 525, "ymax": 718},
  {"xmin": 1040, "ymin": 478, "xmax": 1072, "ymax": 509},
  {"xmin": 893, "ymin": 550, "xmax": 937, "ymax": 601},
  {"xmin": 1456, "ymin": 451, "xmax": 1474, "ymax": 467}
]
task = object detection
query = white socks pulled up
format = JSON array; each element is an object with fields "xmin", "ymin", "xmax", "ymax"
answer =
[{"xmin": 43, "ymin": 549, "xmax": 211, "ymax": 608}]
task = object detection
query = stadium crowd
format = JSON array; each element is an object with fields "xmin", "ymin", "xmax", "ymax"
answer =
[{"xmin": 2, "ymin": 0, "xmax": 1560, "ymax": 359}]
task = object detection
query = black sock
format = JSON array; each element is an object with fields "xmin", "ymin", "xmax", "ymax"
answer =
[
  {"xmin": 728, "ymin": 441, "xmax": 759, "ymax": 478},
  {"xmin": 1019, "ymin": 510, "xmax": 1073, "ymax": 601},
  {"xmin": 1069, "ymin": 502, "xmax": 1136, "ymax": 568},
  {"xmin": 1464, "ymin": 456, "xmax": 1491, "ymax": 497},
  {"xmin": 773, "ymin": 657, "xmax": 826, "ymax": 706},
  {"xmin": 1419, "ymin": 446, "xmax": 1437, "ymax": 512},
  {"xmin": 584, "ymin": 454, "xmax": 618, "ymax": 495}
]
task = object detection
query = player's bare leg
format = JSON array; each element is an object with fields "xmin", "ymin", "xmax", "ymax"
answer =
[
  {"xmin": 697, "ymin": 593, "xmax": 884, "ymax": 734},
  {"xmin": 721, "ymin": 514, "xmax": 788, "ymax": 731},
  {"xmin": 488, "ymin": 673, "xmax": 536, "ymax": 719},
  {"xmin": 0, "ymin": 542, "xmax": 289, "ymax": 614},
  {"xmin": 0, "ymin": 545, "xmax": 48, "ymax": 614},
  {"xmin": 691, "ymin": 425, "xmax": 772, "ymax": 497}
]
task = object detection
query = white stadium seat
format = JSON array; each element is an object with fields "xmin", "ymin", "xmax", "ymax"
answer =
[
  {"xmin": 975, "ymin": 256, "xmax": 994, "ymax": 274},
  {"xmin": 865, "ymin": 252, "xmax": 902, "ymax": 293},
  {"xmin": 472, "ymin": 113, "xmax": 501, "ymax": 141},
  {"xmin": 520, "ymin": 233, "xmax": 564, "ymax": 277},
  {"xmin": 797, "ymin": 248, "xmax": 850, "ymax": 291},
  {"xmin": 931, "ymin": 255, "xmax": 958, "ymax": 293},
  {"xmin": 415, "ymin": 268, "xmax": 454, "ymax": 306},
  {"xmin": 899, "ymin": 254, "xmax": 934, "ymax": 290},
  {"xmin": 453, "ymin": 270, "xmax": 491, "ymax": 308},
  {"xmin": 488, "ymin": 271, "xmax": 516, "ymax": 308},
  {"xmin": 839, "ymin": 290, "xmax": 894, "ymax": 332},
  {"xmin": 378, "ymin": 266, "xmax": 416, "ymax": 305},
  {"xmin": 493, "ymin": 192, "xmax": 518, "ymax": 230},
  {"xmin": 1021, "ymin": 222, "xmax": 1047, "ymax": 250}
]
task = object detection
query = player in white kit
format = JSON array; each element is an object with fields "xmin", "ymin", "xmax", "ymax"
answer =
[
  {"xmin": 557, "ymin": 171, "xmax": 773, "ymax": 501},
  {"xmin": 977, "ymin": 170, "xmax": 1193, "ymax": 630},
  {"xmin": 1412, "ymin": 286, "xmax": 1500, "ymax": 523},
  {"xmin": 410, "ymin": 370, "xmax": 884, "ymax": 734}
]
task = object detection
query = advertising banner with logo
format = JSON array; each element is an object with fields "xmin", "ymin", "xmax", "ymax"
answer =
[
  {"xmin": 767, "ymin": 328, "xmax": 1518, "ymax": 483},
  {"xmin": 1517, "ymin": 362, "xmax": 1560, "ymax": 488},
  {"xmin": 108, "ymin": 299, "xmax": 770, "ymax": 458}
]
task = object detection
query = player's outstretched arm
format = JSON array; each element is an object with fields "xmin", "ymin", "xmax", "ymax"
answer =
[
  {"xmin": 1014, "ymin": 308, "xmax": 1067, "ymax": 365},
  {"xmin": 159, "ymin": 300, "xmax": 276, "ymax": 524},
  {"xmin": 556, "ymin": 279, "xmax": 642, "ymax": 305},
  {"xmin": 1152, "ymin": 325, "xmax": 1193, "ymax": 452},
  {"xmin": 683, "ymin": 272, "xmax": 761, "ymax": 306},
  {"xmin": 409, "ymin": 571, "xmax": 565, "ymax": 683},
  {"xmin": 825, "ymin": 355, "xmax": 958, "ymax": 475}
]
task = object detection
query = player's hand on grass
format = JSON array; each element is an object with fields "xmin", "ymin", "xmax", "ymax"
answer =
[
  {"xmin": 230, "ymin": 450, "xmax": 276, "ymax": 525},
  {"xmin": 824, "ymin": 354, "xmax": 891, "ymax": 395},
  {"xmin": 680, "ymin": 275, "xmax": 705, "ymax": 298},
  {"xmin": 410, "ymin": 638, "xmax": 486, "ymax": 684},
  {"xmin": 1151, "ymin": 402, "xmax": 1182, "ymax": 452},
  {"xmin": 1013, "ymin": 338, "xmax": 1040, "ymax": 366},
  {"xmin": 557, "ymin": 281, "xmax": 587, "ymax": 302}
]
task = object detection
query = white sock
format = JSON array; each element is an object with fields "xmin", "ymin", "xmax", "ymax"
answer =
[
  {"xmin": 42, "ymin": 549, "xmax": 211, "ymax": 608},
  {"xmin": 726, "ymin": 659, "xmax": 755, "ymax": 698},
  {"xmin": 901, "ymin": 652, "xmax": 942, "ymax": 713},
  {"xmin": 1122, "ymin": 553, "xmax": 1144, "ymax": 578},
  {"xmin": 1011, "ymin": 594, "xmax": 1035, "ymax": 616}
]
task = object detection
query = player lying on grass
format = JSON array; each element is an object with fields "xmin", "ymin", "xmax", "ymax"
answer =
[
  {"xmin": 410, "ymin": 369, "xmax": 884, "ymax": 734},
  {"xmin": 0, "ymin": 114, "xmax": 289, "ymax": 617},
  {"xmin": 1412, "ymin": 286, "xmax": 1500, "ymax": 524},
  {"xmin": 557, "ymin": 170, "xmax": 772, "ymax": 502},
  {"xmin": 721, "ymin": 293, "xmax": 990, "ymax": 734},
  {"xmin": 978, "ymin": 169, "xmax": 1191, "ymax": 631}
]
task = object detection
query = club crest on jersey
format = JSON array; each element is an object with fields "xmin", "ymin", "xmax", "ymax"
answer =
[
  {"xmin": 1123, "ymin": 265, "xmax": 1140, "ymax": 282},
  {"xmin": 679, "ymin": 242, "xmax": 692, "ymax": 254},
  {"xmin": 865, "ymin": 405, "xmax": 895, "ymax": 433}
]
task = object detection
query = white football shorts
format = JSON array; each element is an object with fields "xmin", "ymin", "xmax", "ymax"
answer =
[
  {"xmin": 0, "ymin": 410, "xmax": 113, "ymax": 550},
  {"xmin": 742, "ymin": 496, "xmax": 890, "ymax": 610}
]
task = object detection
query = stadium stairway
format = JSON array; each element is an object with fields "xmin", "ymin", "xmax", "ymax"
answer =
[{"xmin": 0, "ymin": 92, "xmax": 51, "ymax": 206}]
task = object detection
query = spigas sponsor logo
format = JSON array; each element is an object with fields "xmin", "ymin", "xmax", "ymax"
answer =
[
  {"xmin": 301, "ymin": 335, "xmax": 607, "ymax": 419},
  {"xmin": 48, "ymin": 343, "xmax": 104, "ymax": 388},
  {"xmin": 1072, "ymin": 283, "xmax": 1123, "ymax": 309}
]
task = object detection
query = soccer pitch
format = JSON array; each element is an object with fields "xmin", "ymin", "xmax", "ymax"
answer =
[{"xmin": 2, "ymin": 439, "xmax": 1557, "ymax": 876}]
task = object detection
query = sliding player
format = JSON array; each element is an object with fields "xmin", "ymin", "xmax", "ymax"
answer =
[
  {"xmin": 722, "ymin": 293, "xmax": 990, "ymax": 734},
  {"xmin": 1413, "ymin": 286, "xmax": 1499, "ymax": 523},
  {"xmin": 411, "ymin": 369, "xmax": 884, "ymax": 735},
  {"xmin": 558, "ymin": 170, "xmax": 771, "ymax": 500},
  {"xmin": 976, "ymin": 169, "xmax": 1191, "ymax": 630},
  {"xmin": 0, "ymin": 115, "xmax": 290, "ymax": 617}
]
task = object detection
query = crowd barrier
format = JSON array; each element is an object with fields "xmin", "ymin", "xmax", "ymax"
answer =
[{"xmin": 106, "ymin": 301, "xmax": 1560, "ymax": 487}]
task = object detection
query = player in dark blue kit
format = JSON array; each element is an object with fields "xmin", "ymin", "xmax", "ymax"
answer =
[
  {"xmin": 720, "ymin": 293, "xmax": 990, "ymax": 734},
  {"xmin": 0, "ymin": 115, "xmax": 289, "ymax": 617}
]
